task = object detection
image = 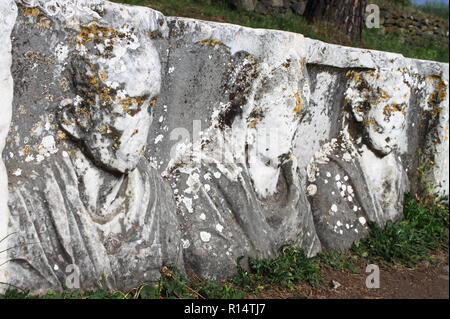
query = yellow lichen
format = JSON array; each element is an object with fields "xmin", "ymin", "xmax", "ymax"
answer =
[
  {"xmin": 426, "ymin": 75, "xmax": 448, "ymax": 115},
  {"xmin": 22, "ymin": 7, "xmax": 41, "ymax": 17},
  {"xmin": 89, "ymin": 76, "xmax": 98, "ymax": 85},
  {"xmin": 23, "ymin": 145, "xmax": 32, "ymax": 155},
  {"xmin": 293, "ymin": 92, "xmax": 303, "ymax": 115},
  {"xmin": 379, "ymin": 89, "xmax": 390, "ymax": 99},
  {"xmin": 282, "ymin": 59, "xmax": 292, "ymax": 68},
  {"xmin": 59, "ymin": 77, "xmax": 70, "ymax": 93},
  {"xmin": 99, "ymin": 88, "xmax": 114, "ymax": 106},
  {"xmin": 247, "ymin": 108, "xmax": 265, "ymax": 128},
  {"xmin": 383, "ymin": 103, "xmax": 404, "ymax": 116},
  {"xmin": 119, "ymin": 96, "xmax": 145, "ymax": 116},
  {"xmin": 77, "ymin": 22, "xmax": 122, "ymax": 45},
  {"xmin": 67, "ymin": 149, "xmax": 79, "ymax": 157},
  {"xmin": 249, "ymin": 108, "xmax": 265, "ymax": 120},
  {"xmin": 363, "ymin": 117, "xmax": 377, "ymax": 126},
  {"xmin": 346, "ymin": 69, "xmax": 375, "ymax": 82},
  {"xmin": 22, "ymin": 6, "xmax": 52, "ymax": 29},
  {"xmin": 198, "ymin": 38, "xmax": 224, "ymax": 47},
  {"xmin": 150, "ymin": 96, "xmax": 158, "ymax": 107},
  {"xmin": 30, "ymin": 122, "xmax": 42, "ymax": 133},
  {"xmin": 37, "ymin": 16, "xmax": 52, "ymax": 29},
  {"xmin": 248, "ymin": 120, "xmax": 259, "ymax": 129},
  {"xmin": 57, "ymin": 130, "xmax": 67, "ymax": 140},
  {"xmin": 98, "ymin": 125, "xmax": 110, "ymax": 134}
]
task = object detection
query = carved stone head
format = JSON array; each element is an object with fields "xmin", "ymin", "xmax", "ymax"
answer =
[
  {"xmin": 346, "ymin": 69, "xmax": 410, "ymax": 156},
  {"xmin": 61, "ymin": 22, "xmax": 161, "ymax": 173}
]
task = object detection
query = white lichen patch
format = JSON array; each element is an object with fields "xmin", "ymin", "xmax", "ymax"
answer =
[
  {"xmin": 185, "ymin": 172, "xmax": 201, "ymax": 195},
  {"xmin": 200, "ymin": 231, "xmax": 212, "ymax": 243},
  {"xmin": 358, "ymin": 217, "xmax": 367, "ymax": 226},
  {"xmin": 154, "ymin": 135, "xmax": 164, "ymax": 145},
  {"xmin": 37, "ymin": 135, "xmax": 58, "ymax": 159},
  {"xmin": 12, "ymin": 169, "xmax": 22, "ymax": 177},
  {"xmin": 307, "ymin": 184, "xmax": 317, "ymax": 196},
  {"xmin": 181, "ymin": 239, "xmax": 191, "ymax": 249},
  {"xmin": 182, "ymin": 197, "xmax": 194, "ymax": 214}
]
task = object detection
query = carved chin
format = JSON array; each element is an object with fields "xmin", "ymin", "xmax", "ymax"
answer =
[{"xmin": 83, "ymin": 144, "xmax": 142, "ymax": 175}]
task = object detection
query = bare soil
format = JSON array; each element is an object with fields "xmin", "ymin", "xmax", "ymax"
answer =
[{"xmin": 247, "ymin": 251, "xmax": 449, "ymax": 299}]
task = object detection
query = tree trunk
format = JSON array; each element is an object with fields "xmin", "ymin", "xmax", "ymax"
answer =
[{"xmin": 304, "ymin": 0, "xmax": 367, "ymax": 41}]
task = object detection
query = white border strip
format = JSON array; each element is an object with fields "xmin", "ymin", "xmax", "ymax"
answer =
[{"xmin": 0, "ymin": 0, "xmax": 18, "ymax": 292}]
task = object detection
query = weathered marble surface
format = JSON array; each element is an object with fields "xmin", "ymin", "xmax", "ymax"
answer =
[{"xmin": 0, "ymin": 0, "xmax": 448, "ymax": 294}]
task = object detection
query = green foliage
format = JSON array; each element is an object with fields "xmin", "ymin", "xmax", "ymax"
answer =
[
  {"xmin": 352, "ymin": 194, "xmax": 449, "ymax": 268},
  {"xmin": 317, "ymin": 251, "xmax": 360, "ymax": 273},
  {"xmin": 0, "ymin": 290, "xmax": 30, "ymax": 299},
  {"xmin": 362, "ymin": 28, "xmax": 449, "ymax": 63},
  {"xmin": 156, "ymin": 265, "xmax": 196, "ymax": 299},
  {"xmin": 1, "ymin": 266, "xmax": 245, "ymax": 299},
  {"xmin": 138, "ymin": 265, "xmax": 245, "ymax": 299},
  {"xmin": 418, "ymin": 1, "xmax": 449, "ymax": 19},
  {"xmin": 417, "ymin": 160, "xmax": 439, "ymax": 195},
  {"xmin": 231, "ymin": 246, "xmax": 322, "ymax": 293},
  {"xmin": 391, "ymin": 0, "xmax": 412, "ymax": 7},
  {"xmin": 194, "ymin": 279, "xmax": 245, "ymax": 299},
  {"xmin": 0, "ymin": 287, "xmax": 128, "ymax": 299},
  {"xmin": 403, "ymin": 194, "xmax": 449, "ymax": 248}
]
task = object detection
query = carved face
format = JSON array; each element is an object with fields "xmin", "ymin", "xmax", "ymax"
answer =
[
  {"xmin": 346, "ymin": 70, "xmax": 410, "ymax": 156},
  {"xmin": 61, "ymin": 23, "xmax": 161, "ymax": 174}
]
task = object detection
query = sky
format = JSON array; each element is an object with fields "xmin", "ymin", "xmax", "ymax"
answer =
[{"xmin": 411, "ymin": 0, "xmax": 448, "ymax": 4}]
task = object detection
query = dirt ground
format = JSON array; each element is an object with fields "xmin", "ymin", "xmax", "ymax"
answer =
[{"xmin": 247, "ymin": 251, "xmax": 449, "ymax": 299}]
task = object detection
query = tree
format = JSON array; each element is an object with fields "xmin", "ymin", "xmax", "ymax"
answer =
[{"xmin": 304, "ymin": 0, "xmax": 367, "ymax": 41}]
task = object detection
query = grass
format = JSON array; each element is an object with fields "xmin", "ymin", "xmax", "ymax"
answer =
[
  {"xmin": 362, "ymin": 28, "xmax": 449, "ymax": 63},
  {"xmin": 0, "ymin": 288, "xmax": 130, "ymax": 299},
  {"xmin": 374, "ymin": 0, "xmax": 449, "ymax": 19},
  {"xmin": 317, "ymin": 251, "xmax": 360, "ymax": 273},
  {"xmin": 230, "ymin": 247, "xmax": 322, "ymax": 293},
  {"xmin": 418, "ymin": 1, "xmax": 449, "ymax": 19},
  {"xmin": 0, "ymin": 265, "xmax": 245, "ymax": 300},
  {"xmin": 352, "ymin": 194, "xmax": 449, "ymax": 267},
  {"xmin": 110, "ymin": 0, "xmax": 449, "ymax": 62}
]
